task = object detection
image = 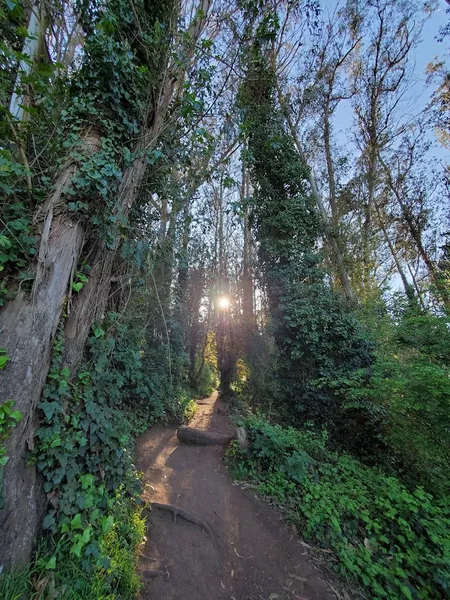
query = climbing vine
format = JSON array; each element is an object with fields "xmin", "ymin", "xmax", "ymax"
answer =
[{"xmin": 238, "ymin": 20, "xmax": 381, "ymax": 456}]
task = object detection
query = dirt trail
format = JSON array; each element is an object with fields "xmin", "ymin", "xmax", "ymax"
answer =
[{"xmin": 136, "ymin": 391, "xmax": 338, "ymax": 600}]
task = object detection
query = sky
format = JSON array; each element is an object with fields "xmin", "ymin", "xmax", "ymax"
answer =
[{"xmin": 322, "ymin": 0, "xmax": 450, "ymax": 162}]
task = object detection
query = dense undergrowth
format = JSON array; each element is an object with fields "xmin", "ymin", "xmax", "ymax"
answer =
[{"xmin": 227, "ymin": 415, "xmax": 450, "ymax": 599}]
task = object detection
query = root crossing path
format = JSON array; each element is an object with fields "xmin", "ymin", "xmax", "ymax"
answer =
[{"xmin": 136, "ymin": 391, "xmax": 339, "ymax": 600}]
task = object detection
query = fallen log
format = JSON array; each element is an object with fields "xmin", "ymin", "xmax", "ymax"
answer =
[{"xmin": 177, "ymin": 426, "xmax": 234, "ymax": 447}]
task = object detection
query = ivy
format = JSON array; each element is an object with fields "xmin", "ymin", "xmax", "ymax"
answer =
[
  {"xmin": 0, "ymin": 399, "xmax": 22, "ymax": 508},
  {"xmin": 238, "ymin": 34, "xmax": 379, "ymax": 456},
  {"xmin": 227, "ymin": 416, "xmax": 450, "ymax": 599}
]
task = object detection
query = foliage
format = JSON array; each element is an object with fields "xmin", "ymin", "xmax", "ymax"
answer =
[
  {"xmin": 0, "ymin": 399, "xmax": 22, "ymax": 509},
  {"xmin": 227, "ymin": 415, "xmax": 450, "ymax": 599},
  {"xmin": 30, "ymin": 307, "xmax": 191, "ymax": 593},
  {"xmin": 182, "ymin": 398, "xmax": 198, "ymax": 422},
  {"xmin": 192, "ymin": 356, "xmax": 218, "ymax": 398},
  {"xmin": 347, "ymin": 304, "xmax": 450, "ymax": 496},
  {"xmin": 0, "ymin": 496, "xmax": 145, "ymax": 599},
  {"xmin": 238, "ymin": 35, "xmax": 381, "ymax": 457},
  {"xmin": 191, "ymin": 331, "xmax": 219, "ymax": 398}
]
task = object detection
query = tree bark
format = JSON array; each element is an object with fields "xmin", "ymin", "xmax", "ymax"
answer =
[
  {"xmin": 177, "ymin": 426, "xmax": 234, "ymax": 446},
  {"xmin": 242, "ymin": 170, "xmax": 254, "ymax": 322},
  {"xmin": 374, "ymin": 203, "xmax": 416, "ymax": 303},
  {"xmin": 0, "ymin": 130, "xmax": 100, "ymax": 567},
  {"xmin": 277, "ymin": 86, "xmax": 356, "ymax": 304},
  {"xmin": 380, "ymin": 155, "xmax": 450, "ymax": 312}
]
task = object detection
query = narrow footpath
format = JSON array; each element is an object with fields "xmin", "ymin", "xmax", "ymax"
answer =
[{"xmin": 136, "ymin": 391, "xmax": 341, "ymax": 600}]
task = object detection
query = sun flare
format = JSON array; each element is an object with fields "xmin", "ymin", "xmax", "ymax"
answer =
[{"xmin": 217, "ymin": 296, "xmax": 230, "ymax": 310}]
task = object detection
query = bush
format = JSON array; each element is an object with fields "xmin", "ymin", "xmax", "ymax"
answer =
[
  {"xmin": 227, "ymin": 416, "xmax": 450, "ymax": 599},
  {"xmin": 348, "ymin": 307, "xmax": 450, "ymax": 496}
]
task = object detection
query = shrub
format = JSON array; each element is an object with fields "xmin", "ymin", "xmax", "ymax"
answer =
[{"xmin": 227, "ymin": 416, "xmax": 450, "ymax": 599}]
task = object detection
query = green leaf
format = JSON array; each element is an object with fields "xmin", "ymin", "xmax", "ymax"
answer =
[
  {"xmin": 72, "ymin": 282, "xmax": 83, "ymax": 292},
  {"xmin": 101, "ymin": 515, "xmax": 114, "ymax": 533},
  {"xmin": 40, "ymin": 402, "xmax": 60, "ymax": 420},
  {"xmin": 10, "ymin": 410, "xmax": 22, "ymax": 422},
  {"xmin": 42, "ymin": 514, "xmax": 55, "ymax": 530},
  {"xmin": 45, "ymin": 556, "xmax": 56, "ymax": 570},
  {"xmin": 70, "ymin": 513, "xmax": 83, "ymax": 530},
  {"xmin": 70, "ymin": 541, "xmax": 83, "ymax": 558}
]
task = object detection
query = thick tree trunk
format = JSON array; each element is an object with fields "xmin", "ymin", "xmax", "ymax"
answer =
[
  {"xmin": 0, "ymin": 131, "xmax": 100, "ymax": 568},
  {"xmin": 62, "ymin": 140, "xmax": 149, "ymax": 371}
]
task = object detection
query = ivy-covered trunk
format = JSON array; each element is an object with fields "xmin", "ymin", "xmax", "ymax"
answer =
[
  {"xmin": 62, "ymin": 147, "xmax": 149, "ymax": 372},
  {"xmin": 0, "ymin": 0, "xmax": 212, "ymax": 569},
  {"xmin": 0, "ymin": 131, "xmax": 100, "ymax": 567}
]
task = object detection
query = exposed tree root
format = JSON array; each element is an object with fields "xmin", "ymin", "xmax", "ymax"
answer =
[
  {"xmin": 142, "ymin": 569, "xmax": 169, "ymax": 579},
  {"xmin": 148, "ymin": 501, "xmax": 214, "ymax": 538}
]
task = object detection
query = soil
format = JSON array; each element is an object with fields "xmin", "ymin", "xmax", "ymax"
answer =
[{"xmin": 136, "ymin": 391, "xmax": 343, "ymax": 600}]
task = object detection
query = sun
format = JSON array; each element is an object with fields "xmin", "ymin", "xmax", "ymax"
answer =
[{"xmin": 217, "ymin": 296, "xmax": 230, "ymax": 310}]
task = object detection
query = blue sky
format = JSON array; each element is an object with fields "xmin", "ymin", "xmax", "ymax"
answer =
[{"xmin": 321, "ymin": 0, "xmax": 450, "ymax": 161}]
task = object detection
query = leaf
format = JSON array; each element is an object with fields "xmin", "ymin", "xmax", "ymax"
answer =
[
  {"xmin": 81, "ymin": 526, "xmax": 91, "ymax": 544},
  {"xmin": 40, "ymin": 402, "xmax": 60, "ymax": 420},
  {"xmin": 70, "ymin": 541, "xmax": 83, "ymax": 558},
  {"xmin": 71, "ymin": 513, "xmax": 83, "ymax": 530},
  {"xmin": 45, "ymin": 556, "xmax": 56, "ymax": 570},
  {"xmin": 101, "ymin": 515, "xmax": 114, "ymax": 533},
  {"xmin": 42, "ymin": 514, "xmax": 55, "ymax": 530},
  {"xmin": 72, "ymin": 282, "xmax": 83, "ymax": 292}
]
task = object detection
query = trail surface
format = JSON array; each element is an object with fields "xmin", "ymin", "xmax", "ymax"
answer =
[{"xmin": 136, "ymin": 391, "xmax": 339, "ymax": 600}]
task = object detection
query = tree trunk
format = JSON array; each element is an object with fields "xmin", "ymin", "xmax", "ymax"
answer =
[
  {"xmin": 177, "ymin": 426, "xmax": 234, "ymax": 446},
  {"xmin": 0, "ymin": 129, "xmax": 100, "ymax": 567},
  {"xmin": 62, "ymin": 134, "xmax": 150, "ymax": 371},
  {"xmin": 380, "ymin": 155, "xmax": 450, "ymax": 312},
  {"xmin": 9, "ymin": 2, "xmax": 48, "ymax": 121},
  {"xmin": 277, "ymin": 87, "xmax": 356, "ymax": 303},
  {"xmin": 363, "ymin": 142, "xmax": 377, "ymax": 291},
  {"xmin": 374, "ymin": 203, "xmax": 416, "ymax": 304},
  {"xmin": 242, "ymin": 171, "xmax": 254, "ymax": 322},
  {"xmin": 63, "ymin": 0, "xmax": 214, "ymax": 368}
]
